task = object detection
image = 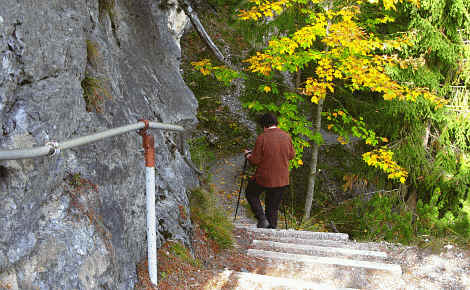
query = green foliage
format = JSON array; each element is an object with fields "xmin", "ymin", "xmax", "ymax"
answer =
[
  {"xmin": 424, "ymin": 148, "xmax": 470, "ymax": 216},
  {"xmin": 415, "ymin": 188, "xmax": 470, "ymax": 241},
  {"xmin": 185, "ymin": 0, "xmax": 470, "ymax": 247},
  {"xmin": 207, "ymin": 0, "xmax": 242, "ymax": 11},
  {"xmin": 182, "ymin": 32, "xmax": 252, "ymax": 157},
  {"xmin": 167, "ymin": 241, "xmax": 202, "ymax": 268},
  {"xmin": 195, "ymin": 99, "xmax": 252, "ymax": 155},
  {"xmin": 81, "ymin": 75, "xmax": 110, "ymax": 113},
  {"xmin": 192, "ymin": 59, "xmax": 243, "ymax": 85},
  {"xmin": 360, "ymin": 193, "xmax": 414, "ymax": 243},
  {"xmin": 284, "ymin": 206, "xmax": 328, "ymax": 232},
  {"xmin": 393, "ymin": 0, "xmax": 470, "ymax": 87},
  {"xmin": 321, "ymin": 190, "xmax": 470, "ymax": 246},
  {"xmin": 235, "ymin": 2, "xmax": 308, "ymax": 48},
  {"xmin": 344, "ymin": 82, "xmax": 469, "ymax": 217},
  {"xmin": 324, "ymin": 109, "xmax": 386, "ymax": 146},
  {"xmin": 244, "ymin": 92, "xmax": 314, "ymax": 167},
  {"xmin": 188, "ymin": 136, "xmax": 216, "ymax": 171},
  {"xmin": 68, "ymin": 172, "xmax": 85, "ymax": 188},
  {"xmin": 190, "ymin": 188, "xmax": 234, "ymax": 249}
]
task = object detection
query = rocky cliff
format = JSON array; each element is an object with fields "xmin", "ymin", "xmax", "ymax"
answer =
[{"xmin": 0, "ymin": 0, "xmax": 198, "ymax": 289}]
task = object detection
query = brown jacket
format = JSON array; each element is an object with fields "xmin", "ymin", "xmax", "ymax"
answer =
[{"xmin": 248, "ymin": 127, "xmax": 295, "ymax": 188}]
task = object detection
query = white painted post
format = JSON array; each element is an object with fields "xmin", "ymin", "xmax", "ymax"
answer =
[
  {"xmin": 146, "ymin": 166, "xmax": 158, "ymax": 285},
  {"xmin": 139, "ymin": 120, "xmax": 158, "ymax": 286}
]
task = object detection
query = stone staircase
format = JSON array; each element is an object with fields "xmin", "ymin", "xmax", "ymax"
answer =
[{"xmin": 217, "ymin": 217, "xmax": 404, "ymax": 290}]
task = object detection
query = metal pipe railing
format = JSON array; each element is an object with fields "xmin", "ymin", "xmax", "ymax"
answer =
[
  {"xmin": 0, "ymin": 121, "xmax": 183, "ymax": 160},
  {"xmin": 0, "ymin": 120, "xmax": 185, "ymax": 287}
]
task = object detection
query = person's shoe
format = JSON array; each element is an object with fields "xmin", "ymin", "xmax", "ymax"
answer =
[{"xmin": 257, "ymin": 218, "xmax": 270, "ymax": 228}]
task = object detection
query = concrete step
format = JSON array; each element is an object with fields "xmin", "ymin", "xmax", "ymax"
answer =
[
  {"xmin": 246, "ymin": 249, "xmax": 403, "ymax": 289},
  {"xmin": 234, "ymin": 225, "xmax": 349, "ymax": 241},
  {"xmin": 248, "ymin": 249, "xmax": 401, "ymax": 274},
  {"xmin": 233, "ymin": 221, "xmax": 256, "ymax": 227},
  {"xmin": 234, "ymin": 223, "xmax": 291, "ymax": 230},
  {"xmin": 251, "ymin": 240, "xmax": 387, "ymax": 262},
  {"xmin": 208, "ymin": 270, "xmax": 357, "ymax": 290},
  {"xmin": 253, "ymin": 235, "xmax": 390, "ymax": 253}
]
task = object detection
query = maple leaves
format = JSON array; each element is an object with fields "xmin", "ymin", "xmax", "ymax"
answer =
[
  {"xmin": 243, "ymin": 52, "xmax": 273, "ymax": 75},
  {"xmin": 238, "ymin": 0, "xmax": 302, "ymax": 21},
  {"xmin": 240, "ymin": 1, "xmax": 444, "ymax": 112},
  {"xmin": 378, "ymin": 0, "xmax": 421, "ymax": 11},
  {"xmin": 303, "ymin": 77, "xmax": 333, "ymax": 103},
  {"xmin": 324, "ymin": 109, "xmax": 407, "ymax": 183},
  {"xmin": 363, "ymin": 148, "xmax": 408, "ymax": 183},
  {"xmin": 191, "ymin": 59, "xmax": 242, "ymax": 85},
  {"xmin": 239, "ymin": 0, "xmax": 420, "ymax": 22}
]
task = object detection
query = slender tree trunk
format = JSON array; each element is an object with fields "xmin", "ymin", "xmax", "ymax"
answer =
[
  {"xmin": 303, "ymin": 0, "xmax": 332, "ymax": 220},
  {"xmin": 296, "ymin": 70, "xmax": 302, "ymax": 89},
  {"xmin": 180, "ymin": 0, "xmax": 232, "ymax": 68},
  {"xmin": 303, "ymin": 98, "xmax": 324, "ymax": 220},
  {"xmin": 422, "ymin": 119, "xmax": 431, "ymax": 149}
]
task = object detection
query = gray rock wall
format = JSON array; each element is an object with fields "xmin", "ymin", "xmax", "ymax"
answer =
[{"xmin": 0, "ymin": 0, "xmax": 197, "ymax": 289}]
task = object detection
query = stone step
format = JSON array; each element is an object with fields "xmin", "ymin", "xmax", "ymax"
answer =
[
  {"xmin": 246, "ymin": 249, "xmax": 403, "ymax": 289},
  {"xmin": 254, "ymin": 235, "xmax": 390, "ymax": 253},
  {"xmin": 209, "ymin": 270, "xmax": 357, "ymax": 290},
  {"xmin": 247, "ymin": 249, "xmax": 401, "ymax": 275},
  {"xmin": 251, "ymin": 240, "xmax": 387, "ymax": 262},
  {"xmin": 234, "ymin": 225, "xmax": 349, "ymax": 241},
  {"xmin": 233, "ymin": 221, "xmax": 256, "ymax": 227}
]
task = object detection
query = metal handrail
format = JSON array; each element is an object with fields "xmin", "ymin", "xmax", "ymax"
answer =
[
  {"xmin": 0, "ymin": 120, "xmax": 187, "ymax": 287},
  {"xmin": 0, "ymin": 121, "xmax": 183, "ymax": 160}
]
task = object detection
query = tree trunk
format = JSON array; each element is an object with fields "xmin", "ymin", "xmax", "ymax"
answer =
[
  {"xmin": 296, "ymin": 70, "xmax": 301, "ymax": 89},
  {"xmin": 303, "ymin": 98, "xmax": 324, "ymax": 220},
  {"xmin": 303, "ymin": 0, "xmax": 332, "ymax": 220},
  {"xmin": 180, "ymin": 0, "xmax": 232, "ymax": 68},
  {"xmin": 422, "ymin": 119, "xmax": 431, "ymax": 149}
]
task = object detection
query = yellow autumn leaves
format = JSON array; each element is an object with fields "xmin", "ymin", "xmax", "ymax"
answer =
[
  {"xmin": 238, "ymin": 0, "xmax": 297, "ymax": 21},
  {"xmin": 378, "ymin": 0, "xmax": 421, "ymax": 11},
  {"xmin": 191, "ymin": 59, "xmax": 241, "ymax": 85},
  {"xmin": 239, "ymin": 0, "xmax": 421, "ymax": 22},
  {"xmin": 192, "ymin": 59, "xmax": 213, "ymax": 76},
  {"xmin": 244, "ymin": 52, "xmax": 273, "ymax": 76},
  {"xmin": 363, "ymin": 149, "xmax": 408, "ymax": 183},
  {"xmin": 192, "ymin": 0, "xmax": 437, "ymax": 185},
  {"xmin": 325, "ymin": 109, "xmax": 406, "ymax": 182},
  {"xmin": 240, "ymin": 3, "xmax": 444, "ymax": 108}
]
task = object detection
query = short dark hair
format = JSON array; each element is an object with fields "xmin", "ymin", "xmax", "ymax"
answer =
[{"xmin": 258, "ymin": 113, "xmax": 278, "ymax": 128}]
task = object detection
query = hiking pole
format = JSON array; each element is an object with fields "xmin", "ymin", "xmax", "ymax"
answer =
[{"xmin": 233, "ymin": 156, "xmax": 248, "ymax": 222}]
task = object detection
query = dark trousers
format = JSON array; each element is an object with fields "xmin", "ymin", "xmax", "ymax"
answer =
[{"xmin": 245, "ymin": 179, "xmax": 287, "ymax": 229}]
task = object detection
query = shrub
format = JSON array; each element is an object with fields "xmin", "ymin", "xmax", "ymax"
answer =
[
  {"xmin": 188, "ymin": 136, "xmax": 216, "ymax": 171},
  {"xmin": 190, "ymin": 188, "xmax": 233, "ymax": 249},
  {"xmin": 319, "ymin": 188, "xmax": 470, "ymax": 247}
]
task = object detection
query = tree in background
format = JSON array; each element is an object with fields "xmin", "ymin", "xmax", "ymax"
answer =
[
  {"xmin": 230, "ymin": 0, "xmax": 444, "ymax": 219},
  {"xmin": 367, "ymin": 0, "xmax": 470, "ymax": 217},
  {"xmin": 191, "ymin": 0, "xmax": 470, "ymax": 232}
]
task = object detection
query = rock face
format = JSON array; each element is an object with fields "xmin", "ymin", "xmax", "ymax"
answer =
[{"xmin": 0, "ymin": 1, "xmax": 197, "ymax": 289}]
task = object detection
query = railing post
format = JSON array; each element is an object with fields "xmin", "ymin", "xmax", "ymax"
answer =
[{"xmin": 139, "ymin": 120, "xmax": 158, "ymax": 286}]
